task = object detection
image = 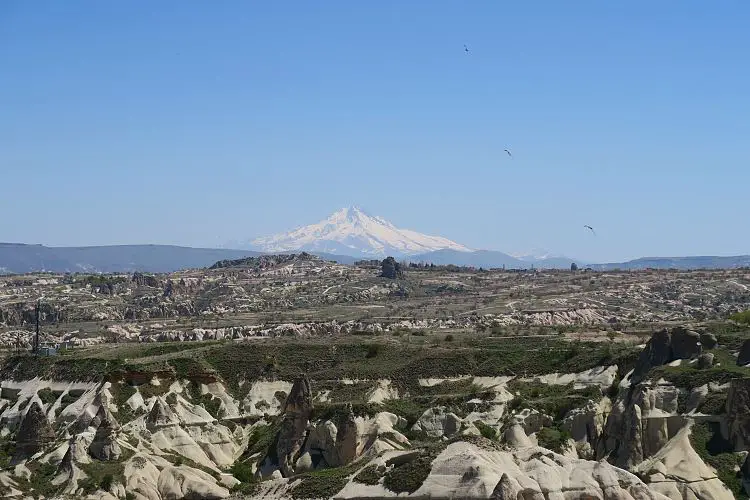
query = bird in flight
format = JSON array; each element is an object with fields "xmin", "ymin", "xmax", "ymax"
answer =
[
  {"xmin": 504, "ymin": 149, "xmax": 512, "ymax": 158},
  {"xmin": 584, "ymin": 225, "xmax": 596, "ymax": 235},
  {"xmin": 464, "ymin": 44, "xmax": 470, "ymax": 54}
]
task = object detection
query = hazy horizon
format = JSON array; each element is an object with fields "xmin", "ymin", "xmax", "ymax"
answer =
[
  {"xmin": 3, "ymin": 202, "xmax": 750, "ymax": 265},
  {"xmin": 2, "ymin": 1, "xmax": 749, "ymax": 262}
]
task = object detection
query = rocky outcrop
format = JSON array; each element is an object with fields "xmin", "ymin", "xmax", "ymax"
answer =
[
  {"xmin": 697, "ymin": 352, "xmax": 715, "ymax": 369},
  {"xmin": 512, "ymin": 408, "xmax": 553, "ymax": 435},
  {"xmin": 738, "ymin": 339, "xmax": 750, "ymax": 366},
  {"xmin": 598, "ymin": 383, "xmax": 685, "ymax": 469},
  {"xmin": 490, "ymin": 473, "xmax": 524, "ymax": 500},
  {"xmin": 334, "ymin": 404, "xmax": 358, "ymax": 466},
  {"xmin": 146, "ymin": 396, "xmax": 179, "ymax": 429},
  {"xmin": 336, "ymin": 441, "xmax": 673, "ymax": 500},
  {"xmin": 88, "ymin": 405, "xmax": 121, "ymax": 461},
  {"xmin": 700, "ymin": 332, "xmax": 718, "ymax": 349},
  {"xmin": 12, "ymin": 402, "xmax": 55, "ymax": 462},
  {"xmin": 380, "ymin": 257, "xmax": 403, "ymax": 279},
  {"xmin": 561, "ymin": 397, "xmax": 611, "ymax": 444},
  {"xmin": 302, "ymin": 420, "xmax": 337, "ymax": 468},
  {"xmin": 632, "ymin": 329, "xmax": 673, "ymax": 383},
  {"xmin": 686, "ymin": 385, "xmax": 709, "ymax": 413},
  {"xmin": 503, "ymin": 424, "xmax": 533, "ymax": 448},
  {"xmin": 670, "ymin": 327, "xmax": 702, "ymax": 359},
  {"xmin": 633, "ymin": 424, "xmax": 735, "ymax": 500},
  {"xmin": 412, "ymin": 407, "xmax": 462, "ymax": 438},
  {"xmin": 632, "ymin": 327, "xmax": 702, "ymax": 384},
  {"xmin": 726, "ymin": 378, "xmax": 750, "ymax": 450},
  {"xmin": 156, "ymin": 465, "xmax": 229, "ymax": 499},
  {"xmin": 132, "ymin": 273, "xmax": 161, "ymax": 288},
  {"xmin": 276, "ymin": 376, "xmax": 313, "ymax": 476}
]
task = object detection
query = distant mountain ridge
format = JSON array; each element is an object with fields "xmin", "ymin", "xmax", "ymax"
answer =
[
  {"xmin": 0, "ymin": 243, "xmax": 261, "ymax": 274},
  {"xmin": 0, "ymin": 242, "xmax": 747, "ymax": 274},
  {"xmin": 587, "ymin": 255, "xmax": 750, "ymax": 271},
  {"xmin": 0, "ymin": 243, "xmax": 364, "ymax": 274},
  {"xmin": 240, "ymin": 206, "xmax": 472, "ymax": 257}
]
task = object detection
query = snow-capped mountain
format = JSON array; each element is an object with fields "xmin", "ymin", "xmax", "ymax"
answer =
[
  {"xmin": 245, "ymin": 207, "xmax": 472, "ymax": 258},
  {"xmin": 510, "ymin": 249, "xmax": 563, "ymax": 262},
  {"xmin": 510, "ymin": 249, "xmax": 578, "ymax": 268}
]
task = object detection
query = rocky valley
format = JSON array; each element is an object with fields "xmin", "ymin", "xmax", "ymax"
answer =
[{"xmin": 0, "ymin": 254, "xmax": 749, "ymax": 499}]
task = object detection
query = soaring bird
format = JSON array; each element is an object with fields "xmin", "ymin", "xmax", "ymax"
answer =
[
  {"xmin": 504, "ymin": 149, "xmax": 512, "ymax": 158},
  {"xmin": 584, "ymin": 225, "xmax": 596, "ymax": 235},
  {"xmin": 464, "ymin": 44, "xmax": 470, "ymax": 54}
]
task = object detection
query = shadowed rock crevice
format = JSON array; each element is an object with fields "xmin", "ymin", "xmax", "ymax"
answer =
[{"xmin": 12, "ymin": 402, "xmax": 55, "ymax": 463}]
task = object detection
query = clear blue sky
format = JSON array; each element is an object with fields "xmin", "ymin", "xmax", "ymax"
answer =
[{"xmin": 1, "ymin": 1, "xmax": 748, "ymax": 262}]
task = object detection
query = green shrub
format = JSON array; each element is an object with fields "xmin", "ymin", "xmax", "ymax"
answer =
[
  {"xmin": 365, "ymin": 344, "xmax": 380, "ymax": 359},
  {"xmin": 291, "ymin": 464, "xmax": 359, "ymax": 499},
  {"xmin": 729, "ymin": 310, "xmax": 750, "ymax": 325},
  {"xmin": 0, "ymin": 437, "xmax": 15, "ymax": 469},
  {"xmin": 231, "ymin": 461, "xmax": 256, "ymax": 484},
  {"xmin": 200, "ymin": 394, "xmax": 222, "ymax": 419},
  {"xmin": 506, "ymin": 381, "xmax": 601, "ymax": 421},
  {"xmin": 100, "ymin": 474, "xmax": 114, "ymax": 492},
  {"xmin": 242, "ymin": 423, "xmax": 280, "ymax": 463},
  {"xmin": 689, "ymin": 422, "xmax": 746, "ymax": 499},
  {"xmin": 383, "ymin": 449, "xmax": 438, "ymax": 494},
  {"xmin": 24, "ymin": 462, "xmax": 59, "ymax": 497},
  {"xmin": 536, "ymin": 427, "xmax": 571, "ymax": 454},
  {"xmin": 697, "ymin": 391, "xmax": 728, "ymax": 415},
  {"xmin": 381, "ymin": 399, "xmax": 430, "ymax": 428},
  {"xmin": 60, "ymin": 392, "xmax": 81, "ymax": 409},
  {"xmin": 37, "ymin": 388, "xmax": 58, "ymax": 406},
  {"xmin": 474, "ymin": 421, "xmax": 498, "ymax": 441},
  {"xmin": 354, "ymin": 464, "xmax": 385, "ymax": 485}
]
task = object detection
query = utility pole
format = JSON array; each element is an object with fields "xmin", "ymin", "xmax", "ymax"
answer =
[{"xmin": 34, "ymin": 299, "xmax": 40, "ymax": 355}]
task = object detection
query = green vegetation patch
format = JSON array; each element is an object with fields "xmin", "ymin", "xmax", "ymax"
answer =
[
  {"xmin": 703, "ymin": 322, "xmax": 750, "ymax": 350},
  {"xmin": 183, "ymin": 380, "xmax": 222, "ymax": 418},
  {"xmin": 311, "ymin": 402, "xmax": 376, "ymax": 423},
  {"xmin": 238, "ymin": 422, "xmax": 281, "ymax": 465},
  {"xmin": 290, "ymin": 462, "xmax": 360, "ymax": 499},
  {"xmin": 201, "ymin": 393, "xmax": 222, "ymax": 419},
  {"xmin": 168, "ymin": 357, "xmax": 214, "ymax": 379},
  {"xmin": 202, "ymin": 339, "xmax": 642, "ymax": 391},
  {"xmin": 380, "ymin": 399, "xmax": 430, "ymax": 429},
  {"xmin": 230, "ymin": 459, "xmax": 259, "ymax": 495},
  {"xmin": 16, "ymin": 462, "xmax": 60, "ymax": 497},
  {"xmin": 80, "ymin": 275, "xmax": 127, "ymax": 288},
  {"xmin": 697, "ymin": 391, "xmax": 728, "ymax": 415},
  {"xmin": 112, "ymin": 383, "xmax": 137, "ymax": 407},
  {"xmin": 0, "ymin": 355, "xmax": 123, "ymax": 382},
  {"xmin": 383, "ymin": 447, "xmax": 442, "ymax": 494},
  {"xmin": 0, "ymin": 387, "xmax": 20, "ymax": 404},
  {"xmin": 314, "ymin": 380, "xmax": 376, "ymax": 404},
  {"xmin": 506, "ymin": 381, "xmax": 602, "ymax": 421},
  {"xmin": 230, "ymin": 461, "xmax": 256, "ymax": 483},
  {"xmin": 473, "ymin": 420, "xmax": 499, "ymax": 441},
  {"xmin": 0, "ymin": 436, "xmax": 15, "ymax": 469},
  {"xmin": 354, "ymin": 464, "xmax": 385, "ymax": 485},
  {"xmin": 689, "ymin": 422, "xmax": 747, "ymax": 499},
  {"xmin": 729, "ymin": 310, "xmax": 750, "ymax": 326},
  {"xmin": 536, "ymin": 427, "xmax": 572, "ymax": 454},
  {"xmin": 652, "ymin": 347, "xmax": 749, "ymax": 389},
  {"xmin": 36, "ymin": 388, "xmax": 58, "ymax": 406},
  {"xmin": 59, "ymin": 392, "xmax": 80, "ymax": 408}
]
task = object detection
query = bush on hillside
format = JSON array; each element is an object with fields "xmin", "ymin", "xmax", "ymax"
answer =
[{"xmin": 730, "ymin": 310, "xmax": 750, "ymax": 325}]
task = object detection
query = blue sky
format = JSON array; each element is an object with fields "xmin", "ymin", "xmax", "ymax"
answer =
[{"xmin": 1, "ymin": 1, "xmax": 748, "ymax": 262}]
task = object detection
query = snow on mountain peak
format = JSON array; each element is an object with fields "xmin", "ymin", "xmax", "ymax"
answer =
[{"xmin": 248, "ymin": 206, "xmax": 472, "ymax": 257}]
